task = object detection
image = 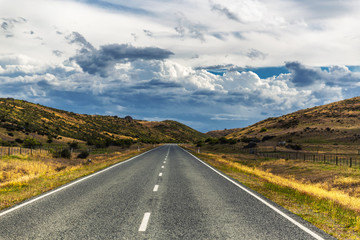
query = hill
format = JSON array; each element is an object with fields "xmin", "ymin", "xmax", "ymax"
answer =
[
  {"xmin": 0, "ymin": 98, "xmax": 206, "ymax": 147},
  {"xmin": 221, "ymin": 96, "xmax": 360, "ymax": 151},
  {"xmin": 206, "ymin": 128, "xmax": 239, "ymax": 138}
]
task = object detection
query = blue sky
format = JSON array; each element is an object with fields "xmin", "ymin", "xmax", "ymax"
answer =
[{"xmin": 0, "ymin": 0, "xmax": 360, "ymax": 132}]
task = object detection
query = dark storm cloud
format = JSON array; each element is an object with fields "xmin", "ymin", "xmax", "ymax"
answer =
[
  {"xmin": 72, "ymin": 44, "xmax": 174, "ymax": 77},
  {"xmin": 285, "ymin": 61, "xmax": 321, "ymax": 87},
  {"xmin": 211, "ymin": 3, "xmax": 240, "ymax": 22}
]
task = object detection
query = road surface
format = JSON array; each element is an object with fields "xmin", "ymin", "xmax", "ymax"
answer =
[{"xmin": 0, "ymin": 145, "xmax": 334, "ymax": 239}]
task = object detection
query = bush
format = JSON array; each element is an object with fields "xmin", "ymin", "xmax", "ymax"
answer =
[
  {"xmin": 23, "ymin": 137, "xmax": 42, "ymax": 148},
  {"xmin": 77, "ymin": 150, "xmax": 90, "ymax": 159},
  {"xmin": 53, "ymin": 148, "xmax": 71, "ymax": 159},
  {"xmin": 244, "ymin": 142, "xmax": 257, "ymax": 148},
  {"xmin": 286, "ymin": 144, "xmax": 302, "ymax": 150},
  {"xmin": 260, "ymin": 127, "xmax": 267, "ymax": 132},
  {"xmin": 68, "ymin": 141, "xmax": 79, "ymax": 150},
  {"xmin": 262, "ymin": 135, "xmax": 275, "ymax": 142}
]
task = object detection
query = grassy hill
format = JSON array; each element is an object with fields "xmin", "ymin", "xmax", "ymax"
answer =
[
  {"xmin": 206, "ymin": 128, "xmax": 239, "ymax": 138},
  {"xmin": 210, "ymin": 96, "xmax": 360, "ymax": 153},
  {"xmin": 0, "ymin": 98, "xmax": 206, "ymax": 147}
]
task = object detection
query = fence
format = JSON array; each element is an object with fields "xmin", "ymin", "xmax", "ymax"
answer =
[
  {"xmin": 244, "ymin": 148, "xmax": 360, "ymax": 168},
  {"xmin": 0, "ymin": 146, "xmax": 50, "ymax": 157}
]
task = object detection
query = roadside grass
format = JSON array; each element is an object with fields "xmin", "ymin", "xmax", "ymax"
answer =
[
  {"xmin": 0, "ymin": 146, "xmax": 154, "ymax": 210},
  {"xmin": 188, "ymin": 148, "xmax": 360, "ymax": 239}
]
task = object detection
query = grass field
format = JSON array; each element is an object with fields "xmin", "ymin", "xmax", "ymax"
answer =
[
  {"xmin": 0, "ymin": 145, "xmax": 155, "ymax": 210},
  {"xmin": 184, "ymin": 145, "xmax": 360, "ymax": 239}
]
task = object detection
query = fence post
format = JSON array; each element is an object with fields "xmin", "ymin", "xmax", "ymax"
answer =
[
  {"xmin": 323, "ymin": 155, "xmax": 326, "ymax": 164},
  {"xmin": 8, "ymin": 147, "xmax": 10, "ymax": 156},
  {"xmin": 336, "ymin": 156, "xmax": 338, "ymax": 165},
  {"xmin": 350, "ymin": 158, "xmax": 352, "ymax": 168}
]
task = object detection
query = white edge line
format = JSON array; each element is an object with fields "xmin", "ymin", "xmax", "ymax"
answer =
[
  {"xmin": 153, "ymin": 185, "xmax": 159, "ymax": 192},
  {"xmin": 0, "ymin": 147, "xmax": 159, "ymax": 218},
  {"xmin": 139, "ymin": 212, "xmax": 151, "ymax": 232},
  {"xmin": 180, "ymin": 147, "xmax": 325, "ymax": 240}
]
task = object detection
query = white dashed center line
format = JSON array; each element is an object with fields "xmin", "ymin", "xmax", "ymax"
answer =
[
  {"xmin": 159, "ymin": 172, "xmax": 163, "ymax": 177},
  {"xmin": 139, "ymin": 212, "xmax": 151, "ymax": 232},
  {"xmin": 161, "ymin": 165, "xmax": 164, "ymax": 169},
  {"xmin": 153, "ymin": 185, "xmax": 159, "ymax": 192}
]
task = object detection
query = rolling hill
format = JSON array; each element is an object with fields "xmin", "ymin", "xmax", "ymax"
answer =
[
  {"xmin": 219, "ymin": 96, "xmax": 360, "ymax": 150},
  {"xmin": 0, "ymin": 98, "xmax": 206, "ymax": 147}
]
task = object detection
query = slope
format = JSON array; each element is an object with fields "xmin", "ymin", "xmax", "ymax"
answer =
[
  {"xmin": 223, "ymin": 96, "xmax": 360, "ymax": 150},
  {"xmin": 0, "ymin": 98, "xmax": 206, "ymax": 146}
]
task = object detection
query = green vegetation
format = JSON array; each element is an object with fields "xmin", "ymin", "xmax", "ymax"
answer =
[{"xmin": 0, "ymin": 98, "xmax": 206, "ymax": 148}]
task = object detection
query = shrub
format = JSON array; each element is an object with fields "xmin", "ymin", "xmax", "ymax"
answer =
[
  {"xmin": 23, "ymin": 138, "xmax": 42, "ymax": 148},
  {"xmin": 262, "ymin": 135, "xmax": 275, "ymax": 142},
  {"xmin": 53, "ymin": 148, "xmax": 71, "ymax": 159},
  {"xmin": 77, "ymin": 150, "xmax": 90, "ymax": 159},
  {"xmin": 68, "ymin": 141, "xmax": 79, "ymax": 150},
  {"xmin": 260, "ymin": 127, "xmax": 268, "ymax": 132},
  {"xmin": 244, "ymin": 142, "xmax": 257, "ymax": 148},
  {"xmin": 286, "ymin": 144, "xmax": 302, "ymax": 150}
]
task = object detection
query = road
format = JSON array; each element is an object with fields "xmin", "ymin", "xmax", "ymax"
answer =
[{"xmin": 0, "ymin": 144, "xmax": 333, "ymax": 239}]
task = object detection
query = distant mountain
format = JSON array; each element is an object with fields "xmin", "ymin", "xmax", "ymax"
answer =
[
  {"xmin": 0, "ymin": 98, "xmax": 206, "ymax": 147},
  {"xmin": 223, "ymin": 96, "xmax": 360, "ymax": 145}
]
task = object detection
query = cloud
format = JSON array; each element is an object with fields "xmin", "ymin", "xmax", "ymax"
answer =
[
  {"xmin": 174, "ymin": 12, "xmax": 206, "ymax": 42},
  {"xmin": 211, "ymin": 3, "xmax": 240, "ymax": 22},
  {"xmin": 71, "ymin": 44, "xmax": 174, "ymax": 77},
  {"xmin": 195, "ymin": 64, "xmax": 244, "ymax": 72},
  {"xmin": 285, "ymin": 61, "xmax": 321, "ymax": 87},
  {"xmin": 0, "ymin": 17, "xmax": 27, "ymax": 38},
  {"xmin": 247, "ymin": 48, "xmax": 267, "ymax": 60},
  {"xmin": 77, "ymin": 0, "xmax": 152, "ymax": 16},
  {"xmin": 285, "ymin": 62, "xmax": 360, "ymax": 88},
  {"xmin": 52, "ymin": 50, "xmax": 63, "ymax": 57},
  {"xmin": 65, "ymin": 32, "xmax": 95, "ymax": 52},
  {"xmin": 143, "ymin": 29, "xmax": 153, "ymax": 37},
  {"xmin": 0, "ymin": 53, "xmax": 354, "ymax": 132}
]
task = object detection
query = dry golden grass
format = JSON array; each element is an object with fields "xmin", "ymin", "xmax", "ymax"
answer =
[
  {"xmin": 185, "ymin": 146, "xmax": 360, "ymax": 239},
  {"xmin": 0, "ymin": 146, "xmax": 155, "ymax": 210}
]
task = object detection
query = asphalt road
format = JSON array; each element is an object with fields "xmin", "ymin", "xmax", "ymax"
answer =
[{"xmin": 0, "ymin": 144, "xmax": 334, "ymax": 239}]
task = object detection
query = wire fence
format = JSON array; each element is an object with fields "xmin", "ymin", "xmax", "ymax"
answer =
[
  {"xmin": 0, "ymin": 146, "xmax": 50, "ymax": 157},
  {"xmin": 242, "ymin": 148, "xmax": 360, "ymax": 168}
]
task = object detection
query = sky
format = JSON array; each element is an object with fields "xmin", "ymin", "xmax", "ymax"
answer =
[{"xmin": 0, "ymin": 0, "xmax": 360, "ymax": 132}]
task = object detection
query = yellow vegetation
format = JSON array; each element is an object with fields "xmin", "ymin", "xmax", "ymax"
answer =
[
  {"xmin": 0, "ymin": 156, "xmax": 62, "ymax": 188},
  {"xmin": 207, "ymin": 153, "xmax": 360, "ymax": 213}
]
